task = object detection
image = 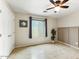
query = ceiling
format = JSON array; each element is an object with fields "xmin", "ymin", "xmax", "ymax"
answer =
[{"xmin": 5, "ymin": 0, "xmax": 79, "ymax": 18}]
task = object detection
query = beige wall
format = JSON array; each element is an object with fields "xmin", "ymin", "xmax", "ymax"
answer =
[
  {"xmin": 57, "ymin": 12, "xmax": 79, "ymax": 27},
  {"xmin": 0, "ymin": 0, "xmax": 15, "ymax": 56},
  {"xmin": 15, "ymin": 13, "xmax": 57, "ymax": 47}
]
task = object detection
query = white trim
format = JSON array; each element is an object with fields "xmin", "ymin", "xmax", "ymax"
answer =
[
  {"xmin": 0, "ymin": 57, "xmax": 8, "ymax": 59},
  {"xmin": 15, "ymin": 42, "xmax": 51, "ymax": 48},
  {"xmin": 58, "ymin": 41, "xmax": 79, "ymax": 50}
]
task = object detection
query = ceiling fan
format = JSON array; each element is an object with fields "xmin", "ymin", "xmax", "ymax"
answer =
[{"xmin": 44, "ymin": 0, "xmax": 69, "ymax": 13}]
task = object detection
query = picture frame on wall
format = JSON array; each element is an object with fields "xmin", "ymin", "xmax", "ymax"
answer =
[{"xmin": 19, "ymin": 20, "xmax": 28, "ymax": 27}]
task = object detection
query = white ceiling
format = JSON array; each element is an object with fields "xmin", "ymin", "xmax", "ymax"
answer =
[{"xmin": 6, "ymin": 0, "xmax": 79, "ymax": 18}]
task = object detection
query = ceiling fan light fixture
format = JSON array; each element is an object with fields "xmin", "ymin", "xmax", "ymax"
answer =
[
  {"xmin": 53, "ymin": 0, "xmax": 58, "ymax": 2},
  {"xmin": 54, "ymin": 6, "xmax": 60, "ymax": 12},
  {"xmin": 44, "ymin": 0, "xmax": 69, "ymax": 13}
]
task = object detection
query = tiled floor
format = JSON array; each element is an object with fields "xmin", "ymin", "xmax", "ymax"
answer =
[{"xmin": 8, "ymin": 43, "xmax": 79, "ymax": 59}]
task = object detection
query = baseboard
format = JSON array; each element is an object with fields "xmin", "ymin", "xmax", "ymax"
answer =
[
  {"xmin": 0, "ymin": 47, "xmax": 15, "ymax": 59},
  {"xmin": 0, "ymin": 57, "xmax": 8, "ymax": 59},
  {"xmin": 15, "ymin": 42, "xmax": 51, "ymax": 48},
  {"xmin": 15, "ymin": 41, "xmax": 79, "ymax": 49},
  {"xmin": 58, "ymin": 41, "xmax": 79, "ymax": 50}
]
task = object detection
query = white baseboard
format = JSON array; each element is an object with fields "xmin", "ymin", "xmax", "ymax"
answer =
[
  {"xmin": 0, "ymin": 57, "xmax": 8, "ymax": 59},
  {"xmin": 58, "ymin": 41, "xmax": 79, "ymax": 50},
  {"xmin": 15, "ymin": 42, "xmax": 51, "ymax": 48}
]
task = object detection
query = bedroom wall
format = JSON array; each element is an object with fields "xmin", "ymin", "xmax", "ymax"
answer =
[
  {"xmin": 57, "ymin": 12, "xmax": 79, "ymax": 27},
  {"xmin": 15, "ymin": 13, "xmax": 57, "ymax": 47}
]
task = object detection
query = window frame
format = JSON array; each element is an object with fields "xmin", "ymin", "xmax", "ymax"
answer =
[{"xmin": 29, "ymin": 17, "xmax": 48, "ymax": 39}]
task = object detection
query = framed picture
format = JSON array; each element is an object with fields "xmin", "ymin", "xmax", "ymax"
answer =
[{"xmin": 19, "ymin": 20, "xmax": 28, "ymax": 27}]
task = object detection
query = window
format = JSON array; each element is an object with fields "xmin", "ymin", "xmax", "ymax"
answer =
[
  {"xmin": 32, "ymin": 20, "xmax": 45, "ymax": 38},
  {"xmin": 29, "ymin": 17, "xmax": 47, "ymax": 38}
]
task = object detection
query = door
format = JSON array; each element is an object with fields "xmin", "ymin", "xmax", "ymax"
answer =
[
  {"xmin": 58, "ymin": 28, "xmax": 64, "ymax": 42},
  {"xmin": 69, "ymin": 27, "xmax": 78, "ymax": 47},
  {"xmin": 63, "ymin": 28, "xmax": 69, "ymax": 43}
]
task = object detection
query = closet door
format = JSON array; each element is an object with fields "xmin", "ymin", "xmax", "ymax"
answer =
[
  {"xmin": 58, "ymin": 28, "xmax": 64, "ymax": 42},
  {"xmin": 69, "ymin": 27, "xmax": 78, "ymax": 47},
  {"xmin": 2, "ymin": 17, "xmax": 10, "ymax": 56},
  {"xmin": 63, "ymin": 28, "xmax": 69, "ymax": 44},
  {"xmin": 0, "ymin": 16, "xmax": 4, "ymax": 56},
  {"xmin": 0, "ymin": 0, "xmax": 15, "ymax": 56},
  {"xmin": 3, "ymin": 17, "xmax": 15, "ymax": 56},
  {"xmin": 0, "ymin": 7, "xmax": 9, "ymax": 56}
]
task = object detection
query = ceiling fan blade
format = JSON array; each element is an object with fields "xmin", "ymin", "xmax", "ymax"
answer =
[
  {"xmin": 60, "ymin": 6, "xmax": 69, "ymax": 8},
  {"xmin": 61, "ymin": 0, "xmax": 69, "ymax": 4},
  {"xmin": 55, "ymin": 0, "xmax": 61, "ymax": 4},
  {"xmin": 49, "ymin": 0, "xmax": 55, "ymax": 5},
  {"xmin": 43, "ymin": 11, "xmax": 47, "ymax": 12},
  {"xmin": 46, "ymin": 7, "xmax": 55, "ymax": 10}
]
